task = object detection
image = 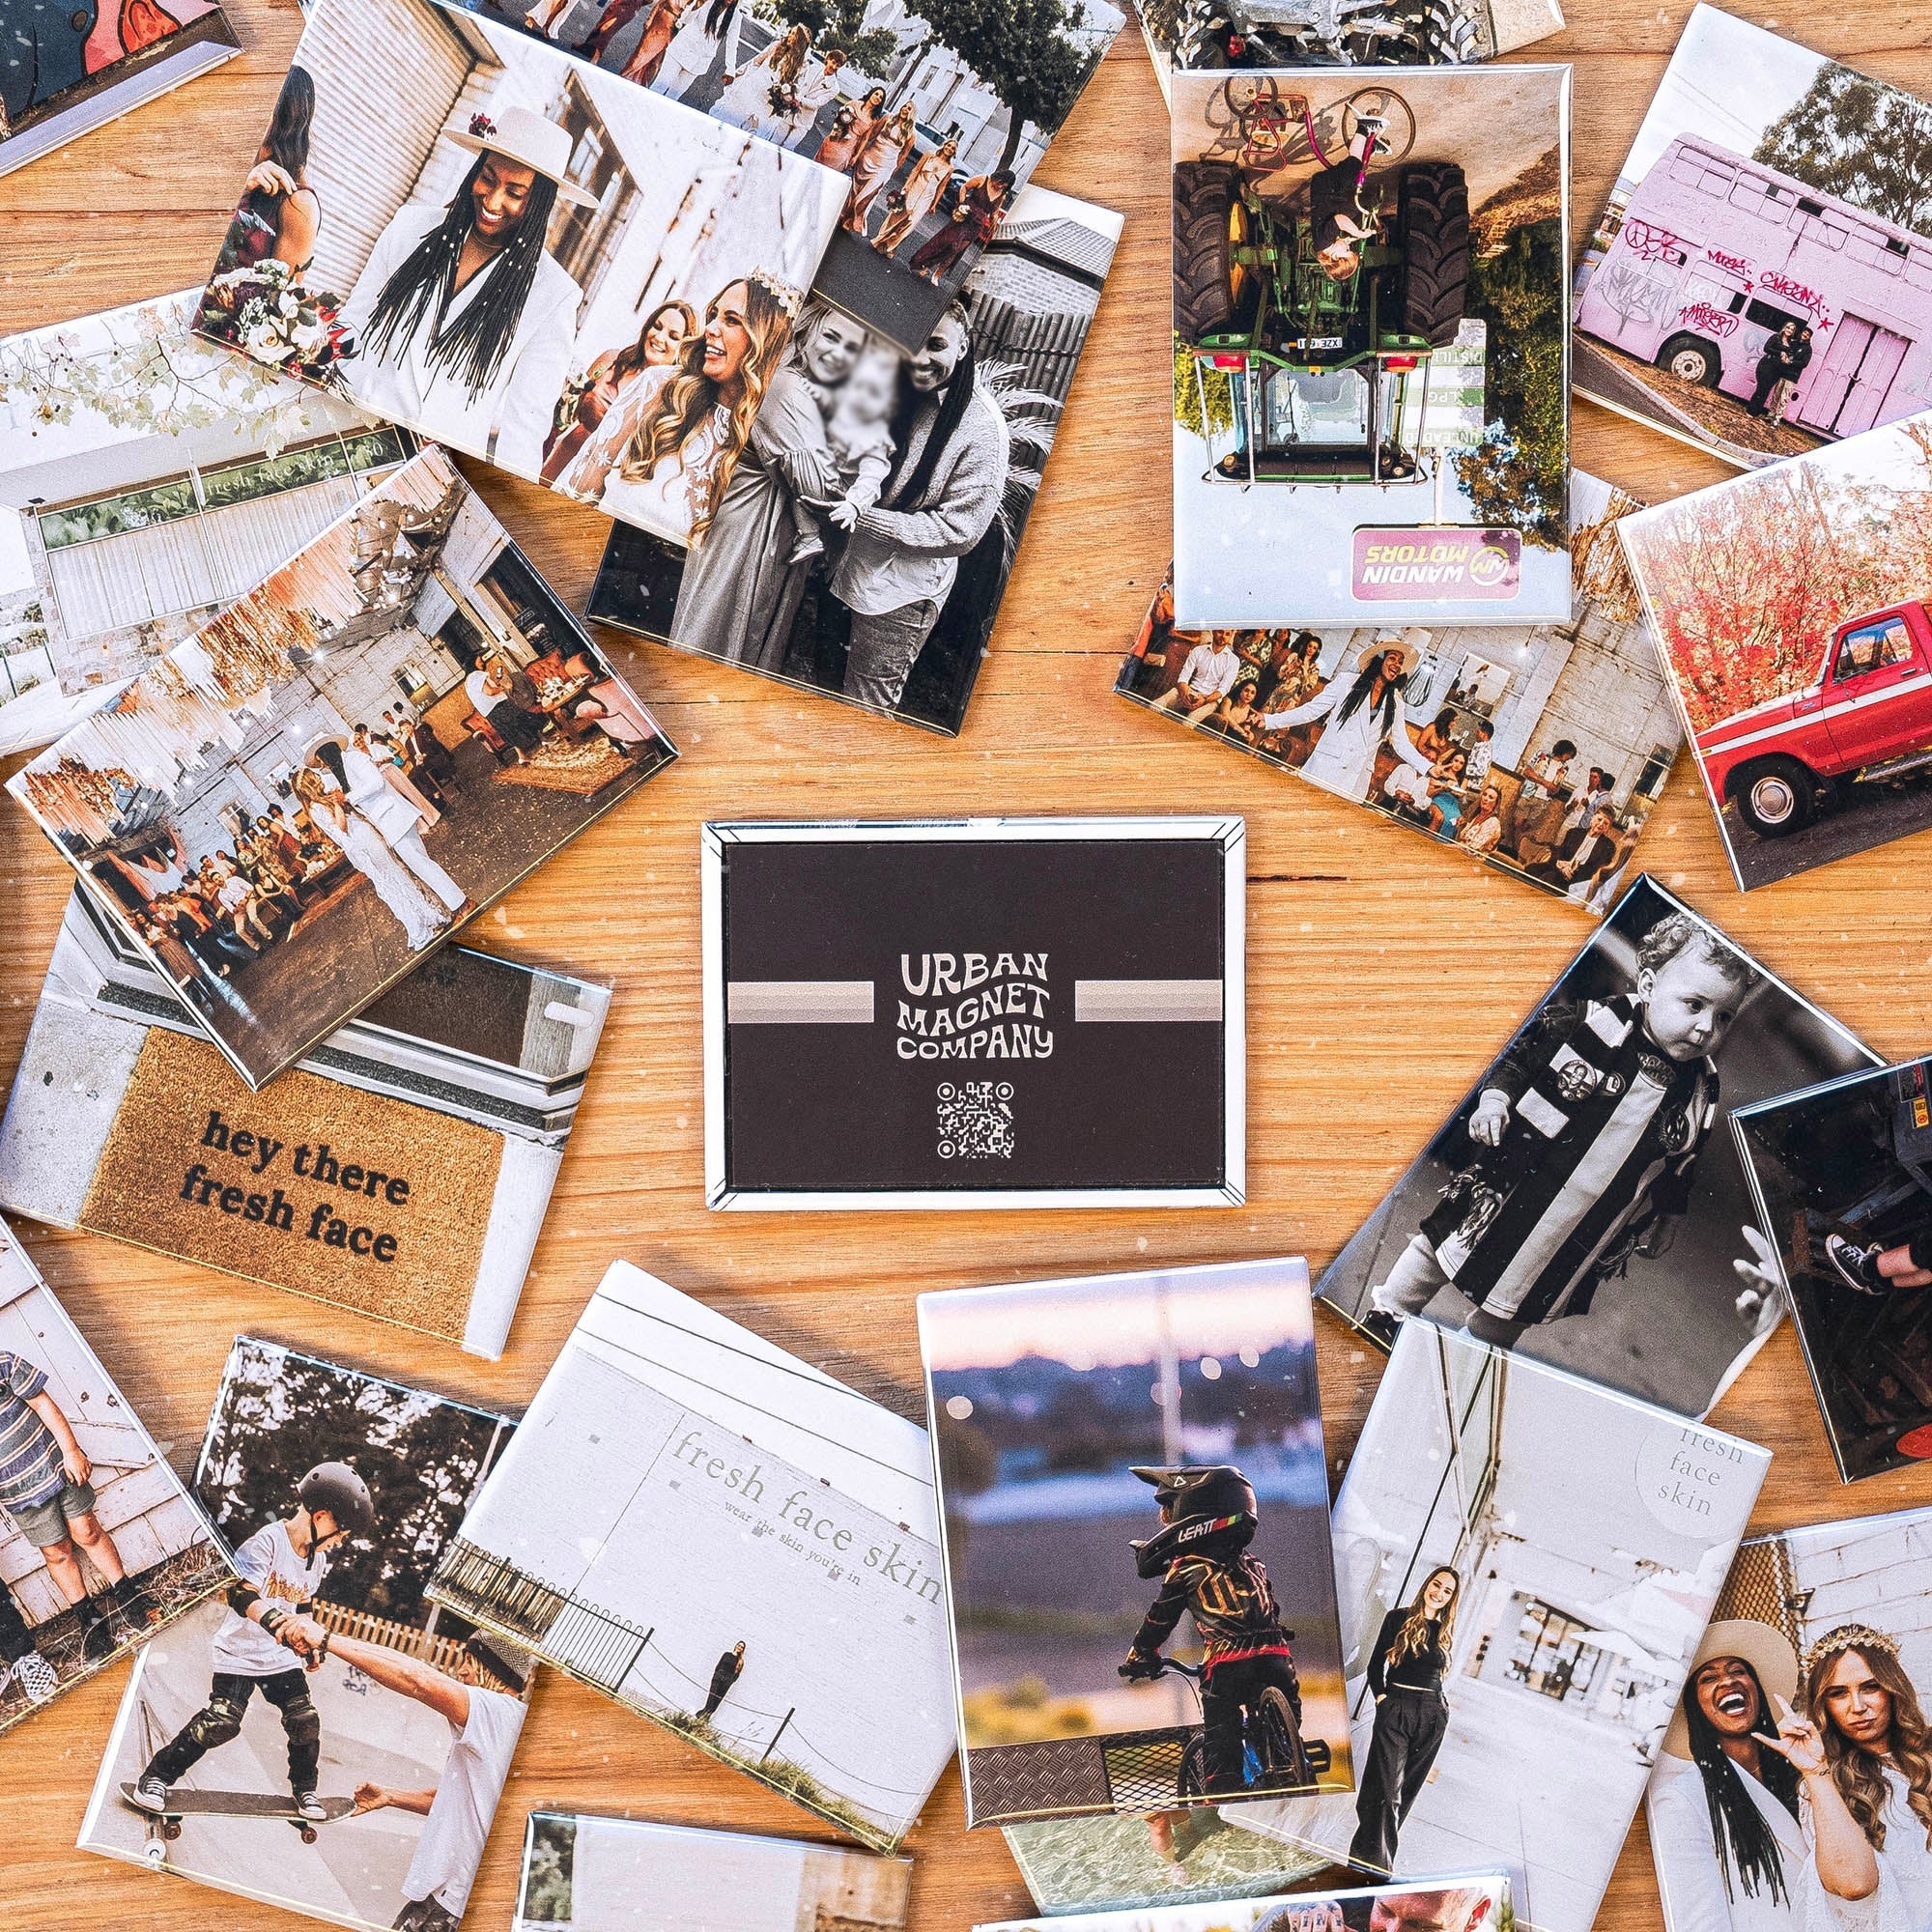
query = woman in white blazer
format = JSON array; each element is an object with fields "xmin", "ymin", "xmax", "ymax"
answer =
[{"xmin": 338, "ymin": 106, "xmax": 596, "ymax": 479}]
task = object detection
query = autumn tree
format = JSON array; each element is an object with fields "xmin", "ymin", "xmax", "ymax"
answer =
[
  {"xmin": 1618, "ymin": 460, "xmax": 1918, "ymax": 730},
  {"xmin": 907, "ymin": 0, "xmax": 1103, "ymax": 175},
  {"xmin": 1754, "ymin": 65, "xmax": 1932, "ymax": 232}
]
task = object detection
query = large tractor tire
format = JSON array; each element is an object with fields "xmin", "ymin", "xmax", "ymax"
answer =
[
  {"xmin": 1174, "ymin": 161, "xmax": 1251, "ymax": 342},
  {"xmin": 1396, "ymin": 160, "xmax": 1470, "ymax": 348}
]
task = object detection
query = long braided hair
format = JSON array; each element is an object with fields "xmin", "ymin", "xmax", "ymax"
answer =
[
  {"xmin": 360, "ymin": 156, "xmax": 559, "ymax": 400},
  {"xmin": 1682, "ymin": 1662, "xmax": 1801, "ymax": 1904},
  {"xmin": 883, "ymin": 302, "xmax": 977, "ymax": 512},
  {"xmin": 618, "ymin": 276, "xmax": 792, "ymax": 545},
  {"xmin": 1807, "ymin": 1639, "xmax": 1932, "ymax": 1853}
]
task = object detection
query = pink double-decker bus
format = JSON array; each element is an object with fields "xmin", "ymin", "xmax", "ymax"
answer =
[{"xmin": 1577, "ymin": 132, "xmax": 1932, "ymax": 440}]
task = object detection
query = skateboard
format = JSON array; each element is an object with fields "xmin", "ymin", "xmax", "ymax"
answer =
[{"xmin": 119, "ymin": 1781, "xmax": 355, "ymax": 1854}]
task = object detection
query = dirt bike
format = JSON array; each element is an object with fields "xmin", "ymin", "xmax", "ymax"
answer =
[{"xmin": 1140, "ymin": 1655, "xmax": 1327, "ymax": 1798}]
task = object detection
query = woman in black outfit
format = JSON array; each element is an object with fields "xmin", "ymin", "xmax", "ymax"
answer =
[{"xmin": 1350, "ymin": 1564, "xmax": 1460, "ymax": 1872}]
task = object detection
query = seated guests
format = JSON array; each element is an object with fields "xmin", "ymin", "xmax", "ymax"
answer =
[
  {"xmin": 1264, "ymin": 632, "xmax": 1323, "ymax": 712},
  {"xmin": 1457, "ymin": 784, "xmax": 1506, "ymax": 856},
  {"xmin": 205, "ymin": 855, "xmax": 277, "ymax": 950},
  {"xmin": 1425, "ymin": 748, "xmax": 1470, "ymax": 836},
  {"xmin": 1524, "ymin": 806, "xmax": 1624, "ymax": 890},
  {"xmin": 1123, "ymin": 580, "xmax": 1178, "ymax": 696},
  {"xmin": 464, "ymin": 660, "xmax": 545, "ymax": 763},
  {"xmin": 1199, "ymin": 676, "xmax": 1263, "ymax": 743},
  {"xmin": 1151, "ymin": 630, "xmax": 1243, "ymax": 721}
]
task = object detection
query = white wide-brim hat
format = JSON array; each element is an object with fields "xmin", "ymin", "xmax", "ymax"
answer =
[
  {"xmin": 1357, "ymin": 636, "xmax": 1419, "ymax": 675},
  {"xmin": 442, "ymin": 105, "xmax": 600, "ymax": 210},
  {"xmin": 1661, "ymin": 1618, "xmax": 1800, "ymax": 1761}
]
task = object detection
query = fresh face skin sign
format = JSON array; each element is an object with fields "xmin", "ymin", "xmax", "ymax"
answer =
[
  {"xmin": 425, "ymin": 1261, "xmax": 957, "ymax": 1853},
  {"xmin": 702, "ymin": 817, "xmax": 1246, "ymax": 1208},
  {"xmin": 1222, "ymin": 1321, "xmax": 1767, "ymax": 1932},
  {"xmin": 1316, "ymin": 874, "xmax": 1879, "ymax": 1420},
  {"xmin": 0, "ymin": 883, "xmax": 611, "ymax": 1357}
]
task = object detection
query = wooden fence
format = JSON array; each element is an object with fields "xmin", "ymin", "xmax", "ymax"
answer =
[
  {"xmin": 970, "ymin": 298, "xmax": 1094, "ymax": 413},
  {"xmin": 309, "ymin": 1599, "xmax": 521, "ymax": 1692}
]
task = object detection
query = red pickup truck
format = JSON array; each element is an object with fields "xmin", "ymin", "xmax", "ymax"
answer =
[{"xmin": 1695, "ymin": 601, "xmax": 1932, "ymax": 837}]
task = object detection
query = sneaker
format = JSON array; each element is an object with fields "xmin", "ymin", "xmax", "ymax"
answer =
[
  {"xmin": 294, "ymin": 1789, "xmax": 328, "ymax": 1822},
  {"xmin": 1357, "ymin": 1310, "xmax": 1400, "ymax": 1350},
  {"xmin": 13, "ymin": 1650, "xmax": 57, "ymax": 1705},
  {"xmin": 1826, "ymin": 1235, "xmax": 1888, "ymax": 1295},
  {"xmin": 130, "ymin": 1772, "xmax": 171, "ymax": 1813}
]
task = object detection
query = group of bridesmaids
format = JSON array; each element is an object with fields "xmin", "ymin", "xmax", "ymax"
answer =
[{"xmin": 525, "ymin": 0, "xmax": 964, "ymax": 259}]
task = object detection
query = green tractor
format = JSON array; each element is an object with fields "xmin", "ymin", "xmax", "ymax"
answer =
[{"xmin": 1175, "ymin": 154, "xmax": 1469, "ymax": 485}]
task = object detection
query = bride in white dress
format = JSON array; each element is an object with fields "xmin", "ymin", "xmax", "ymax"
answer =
[{"xmin": 297, "ymin": 743, "xmax": 463, "ymax": 951}]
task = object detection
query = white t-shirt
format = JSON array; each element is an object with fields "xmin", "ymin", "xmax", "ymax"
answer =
[
  {"xmin": 400, "ymin": 1684, "xmax": 526, "ymax": 1916},
  {"xmin": 209, "ymin": 1520, "xmax": 330, "ymax": 1677},
  {"xmin": 1179, "ymin": 642, "xmax": 1241, "ymax": 699},
  {"xmin": 464, "ymin": 669, "xmax": 498, "ymax": 717}
]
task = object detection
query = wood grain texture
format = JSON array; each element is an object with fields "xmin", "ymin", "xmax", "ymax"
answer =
[{"xmin": 6, "ymin": 4, "xmax": 1932, "ymax": 1925}]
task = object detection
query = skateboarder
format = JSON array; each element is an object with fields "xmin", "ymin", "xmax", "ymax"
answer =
[
  {"xmin": 296, "ymin": 1623, "xmax": 526, "ymax": 1932},
  {"xmin": 131, "ymin": 1463, "xmax": 375, "ymax": 1821}
]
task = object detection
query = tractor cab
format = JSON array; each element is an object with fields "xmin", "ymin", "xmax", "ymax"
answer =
[{"xmin": 1176, "ymin": 153, "xmax": 1465, "ymax": 487}]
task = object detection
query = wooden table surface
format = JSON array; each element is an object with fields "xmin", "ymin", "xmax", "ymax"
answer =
[{"xmin": 7, "ymin": 3, "xmax": 1932, "ymax": 1926}]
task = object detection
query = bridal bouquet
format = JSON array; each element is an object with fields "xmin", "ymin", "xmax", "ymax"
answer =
[
  {"xmin": 766, "ymin": 77, "xmax": 800, "ymax": 118},
  {"xmin": 200, "ymin": 260, "xmax": 352, "ymax": 382}
]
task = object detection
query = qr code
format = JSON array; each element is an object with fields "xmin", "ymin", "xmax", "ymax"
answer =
[{"xmin": 936, "ymin": 1081, "xmax": 1014, "ymax": 1159}]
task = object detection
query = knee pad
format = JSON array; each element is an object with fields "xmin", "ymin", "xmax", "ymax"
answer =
[
  {"xmin": 282, "ymin": 1693, "xmax": 321, "ymax": 1751},
  {"xmin": 186, "ymin": 1697, "xmax": 246, "ymax": 1749}
]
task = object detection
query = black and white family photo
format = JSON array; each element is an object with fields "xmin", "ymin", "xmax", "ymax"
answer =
[
  {"xmin": 457, "ymin": 0, "xmax": 1122, "ymax": 345},
  {"xmin": 195, "ymin": 0, "xmax": 843, "ymax": 528},
  {"xmin": 8, "ymin": 446, "xmax": 675, "ymax": 1089},
  {"xmin": 588, "ymin": 185, "xmax": 1120, "ymax": 731},
  {"xmin": 80, "ymin": 1338, "xmax": 530, "ymax": 1932},
  {"xmin": 1317, "ymin": 877, "xmax": 1880, "ymax": 1419}
]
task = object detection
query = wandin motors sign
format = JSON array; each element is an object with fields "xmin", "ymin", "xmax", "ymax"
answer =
[{"xmin": 1351, "ymin": 526, "xmax": 1521, "ymax": 600}]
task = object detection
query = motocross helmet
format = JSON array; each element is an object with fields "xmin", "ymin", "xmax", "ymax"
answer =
[
  {"xmin": 298, "ymin": 1461, "xmax": 377, "ymax": 1540},
  {"xmin": 1127, "ymin": 1465, "xmax": 1259, "ymax": 1578}
]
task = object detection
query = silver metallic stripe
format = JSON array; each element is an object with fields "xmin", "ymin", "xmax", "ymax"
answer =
[
  {"xmin": 726, "ymin": 980, "xmax": 875, "ymax": 1024},
  {"xmin": 1074, "ymin": 979, "xmax": 1224, "ymax": 1023}
]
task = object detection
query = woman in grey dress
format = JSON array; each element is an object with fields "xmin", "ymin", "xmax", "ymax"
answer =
[{"xmin": 668, "ymin": 313, "xmax": 839, "ymax": 672}]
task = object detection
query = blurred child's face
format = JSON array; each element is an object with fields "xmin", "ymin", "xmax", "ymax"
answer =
[
  {"xmin": 1637, "ymin": 947, "xmax": 1745, "ymax": 1062},
  {"xmin": 837, "ymin": 347, "xmax": 899, "ymax": 425}
]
